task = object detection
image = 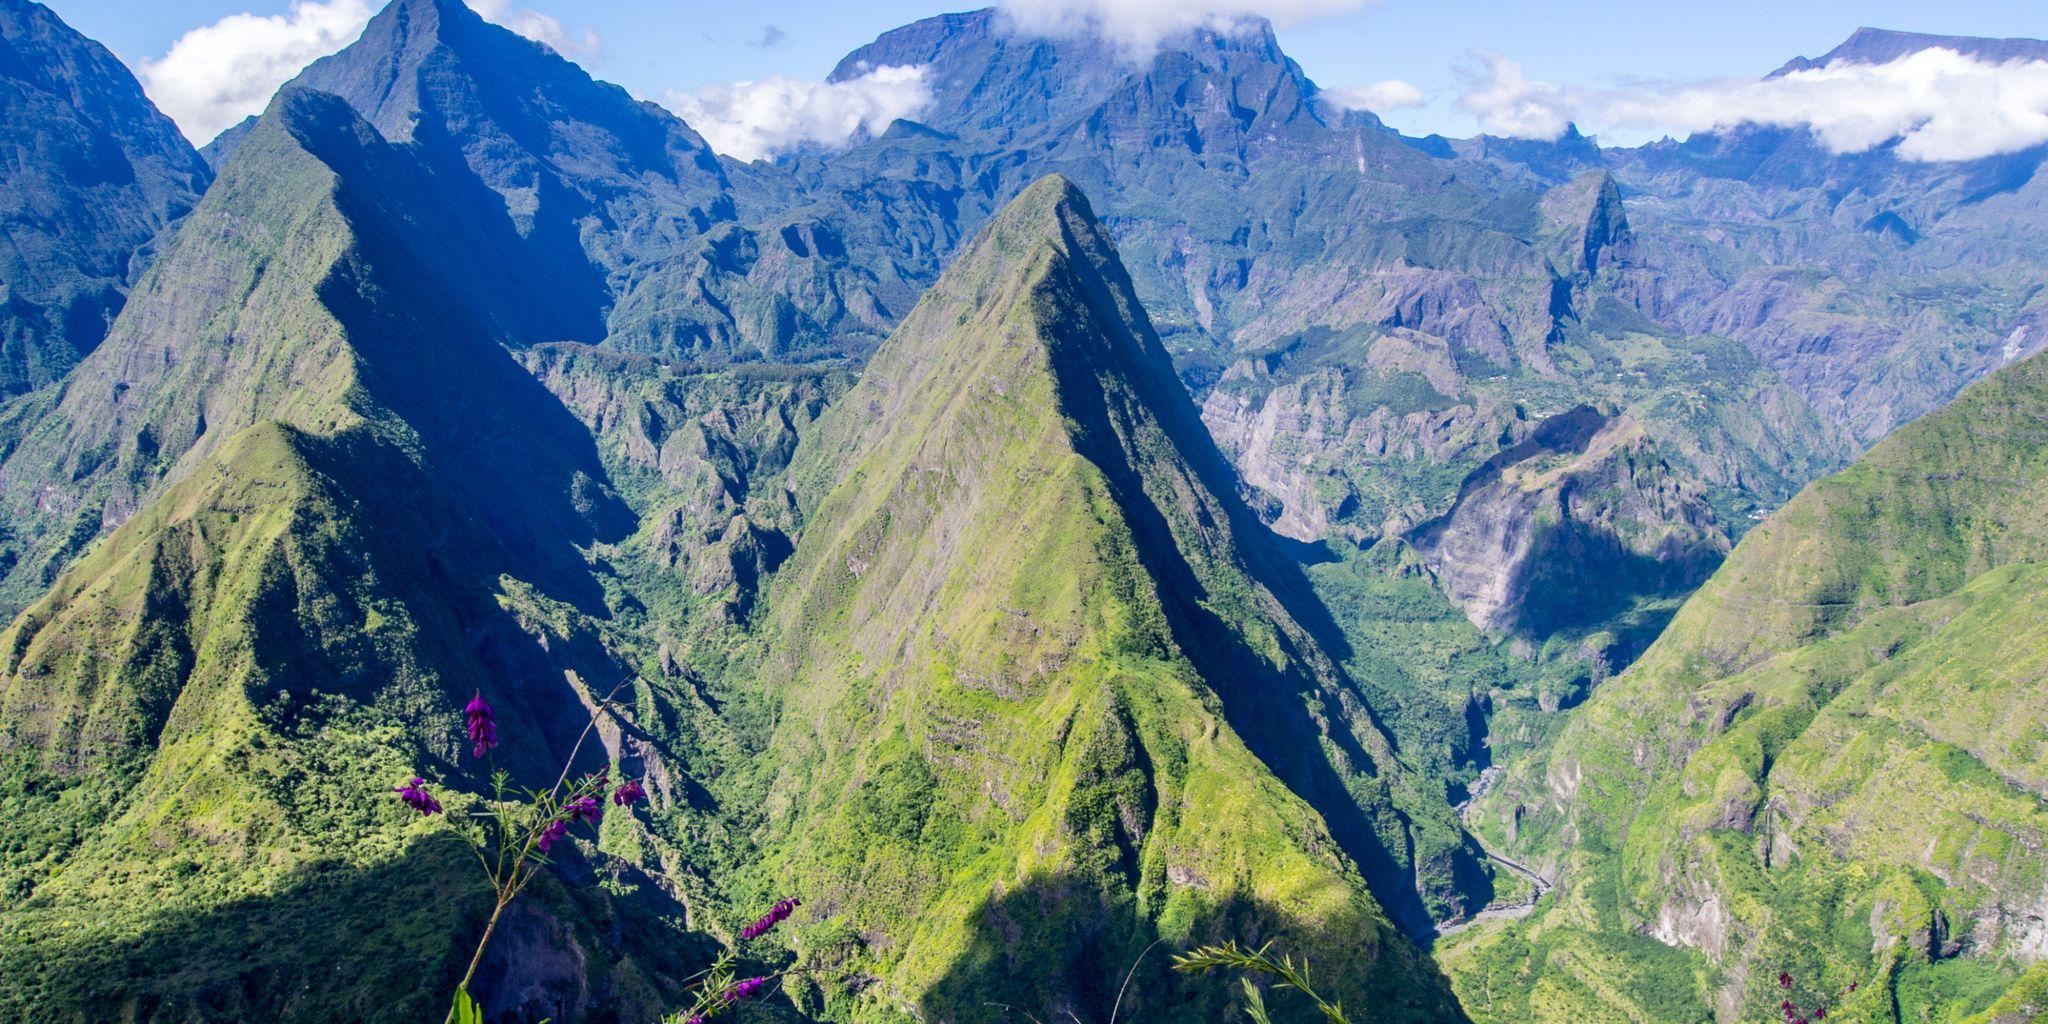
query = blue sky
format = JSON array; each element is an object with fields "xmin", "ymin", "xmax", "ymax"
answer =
[{"xmin": 42, "ymin": 0, "xmax": 2048, "ymax": 148}]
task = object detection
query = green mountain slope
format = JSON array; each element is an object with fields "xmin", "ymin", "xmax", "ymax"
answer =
[
  {"xmin": 1447, "ymin": 346, "xmax": 2048, "ymax": 1023},
  {"xmin": 727, "ymin": 176, "xmax": 1470, "ymax": 1022},
  {"xmin": 0, "ymin": 87, "xmax": 692, "ymax": 1023},
  {"xmin": 0, "ymin": 0, "xmax": 211, "ymax": 395}
]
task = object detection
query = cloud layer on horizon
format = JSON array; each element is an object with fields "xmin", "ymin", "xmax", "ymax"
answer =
[
  {"xmin": 139, "ymin": 0, "xmax": 600, "ymax": 144},
  {"xmin": 123, "ymin": 0, "xmax": 2048, "ymax": 166},
  {"xmin": 1458, "ymin": 47, "xmax": 2048, "ymax": 162},
  {"xmin": 659, "ymin": 65, "xmax": 934, "ymax": 163}
]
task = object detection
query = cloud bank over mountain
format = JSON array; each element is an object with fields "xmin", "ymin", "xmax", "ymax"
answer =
[
  {"xmin": 139, "ymin": 0, "xmax": 374, "ymax": 143},
  {"xmin": 466, "ymin": 0, "xmax": 600, "ymax": 56},
  {"xmin": 1460, "ymin": 47, "xmax": 2048, "ymax": 161},
  {"xmin": 1323, "ymin": 78, "xmax": 1426, "ymax": 114},
  {"xmin": 996, "ymin": 0, "xmax": 1376, "ymax": 57},
  {"xmin": 659, "ymin": 64, "xmax": 933, "ymax": 162}
]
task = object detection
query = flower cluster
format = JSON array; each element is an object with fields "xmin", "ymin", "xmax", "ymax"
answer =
[
  {"xmin": 395, "ymin": 777, "xmax": 443, "ymax": 816},
  {"xmin": 536, "ymin": 818, "xmax": 569, "ymax": 854},
  {"xmin": 676, "ymin": 971, "xmax": 778, "ymax": 1024},
  {"xmin": 394, "ymin": 683, "xmax": 693, "ymax": 1024},
  {"xmin": 465, "ymin": 690, "xmax": 498, "ymax": 758},
  {"xmin": 739, "ymin": 897, "xmax": 802, "ymax": 941},
  {"xmin": 392, "ymin": 692, "xmax": 651, "ymax": 838},
  {"xmin": 722, "ymin": 977, "xmax": 771, "ymax": 1003},
  {"xmin": 1777, "ymin": 970, "xmax": 1859, "ymax": 1024},
  {"xmin": 565, "ymin": 795, "xmax": 603, "ymax": 825}
]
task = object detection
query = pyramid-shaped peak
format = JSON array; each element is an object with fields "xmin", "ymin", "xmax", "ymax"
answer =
[
  {"xmin": 906, "ymin": 172, "xmax": 1166, "ymax": 375},
  {"xmin": 321, "ymin": 0, "xmax": 530, "ymax": 73},
  {"xmin": 976, "ymin": 174, "xmax": 1102, "ymax": 248},
  {"xmin": 784, "ymin": 172, "xmax": 1185, "ymax": 510}
]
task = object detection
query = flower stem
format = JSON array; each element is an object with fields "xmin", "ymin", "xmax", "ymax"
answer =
[{"xmin": 446, "ymin": 894, "xmax": 514, "ymax": 1024}]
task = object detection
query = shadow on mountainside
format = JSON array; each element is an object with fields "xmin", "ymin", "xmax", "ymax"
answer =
[
  {"xmin": 0, "ymin": 836, "xmax": 713, "ymax": 1024},
  {"xmin": 1033, "ymin": 209, "xmax": 1480, "ymax": 937},
  {"xmin": 921, "ymin": 869, "xmax": 1469, "ymax": 1024}
]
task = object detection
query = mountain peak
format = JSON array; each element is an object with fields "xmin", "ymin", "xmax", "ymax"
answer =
[
  {"xmin": 764, "ymin": 173, "xmax": 1466, "ymax": 1010},
  {"xmin": 1771, "ymin": 25, "xmax": 2048, "ymax": 76},
  {"xmin": 0, "ymin": 0, "xmax": 211, "ymax": 394},
  {"xmin": 831, "ymin": 7, "xmax": 1317, "ymax": 144},
  {"xmin": 973, "ymin": 173, "xmax": 1096, "ymax": 252}
]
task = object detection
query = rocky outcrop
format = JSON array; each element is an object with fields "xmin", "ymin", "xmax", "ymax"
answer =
[{"xmin": 1408, "ymin": 406, "xmax": 1728, "ymax": 638}]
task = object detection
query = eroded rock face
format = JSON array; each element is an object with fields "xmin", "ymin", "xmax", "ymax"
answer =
[
  {"xmin": 1200, "ymin": 330, "xmax": 1520, "ymax": 543},
  {"xmin": 521, "ymin": 343, "xmax": 840, "ymax": 616},
  {"xmin": 1408, "ymin": 406, "xmax": 1728, "ymax": 638}
]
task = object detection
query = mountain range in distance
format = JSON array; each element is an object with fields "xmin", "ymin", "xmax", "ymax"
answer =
[{"xmin": 2, "ymin": 1, "xmax": 2048, "ymax": 1022}]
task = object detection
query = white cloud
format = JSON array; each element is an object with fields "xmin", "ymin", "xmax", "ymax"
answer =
[
  {"xmin": 659, "ymin": 65, "xmax": 934, "ymax": 163},
  {"xmin": 141, "ymin": 0, "xmax": 599, "ymax": 145},
  {"xmin": 141, "ymin": 0, "xmax": 375, "ymax": 144},
  {"xmin": 1605, "ymin": 49, "xmax": 2048, "ymax": 162},
  {"xmin": 1455, "ymin": 50, "xmax": 1573, "ymax": 140},
  {"xmin": 996, "ymin": 0, "xmax": 1375, "ymax": 59},
  {"xmin": 467, "ymin": 0, "xmax": 601, "ymax": 56},
  {"xmin": 1323, "ymin": 79, "xmax": 1424, "ymax": 113},
  {"xmin": 1456, "ymin": 47, "xmax": 2048, "ymax": 163}
]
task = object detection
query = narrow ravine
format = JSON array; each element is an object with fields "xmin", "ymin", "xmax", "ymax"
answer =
[{"xmin": 1435, "ymin": 769, "xmax": 1554, "ymax": 942}]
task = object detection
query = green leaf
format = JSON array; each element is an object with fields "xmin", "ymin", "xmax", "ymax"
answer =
[{"xmin": 452, "ymin": 987, "xmax": 485, "ymax": 1024}]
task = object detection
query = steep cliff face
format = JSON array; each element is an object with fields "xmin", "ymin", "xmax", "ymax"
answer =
[
  {"xmin": 0, "ymin": 0, "xmax": 211, "ymax": 395},
  {"xmin": 521, "ymin": 342, "xmax": 848, "ymax": 620},
  {"xmin": 1448, "ymin": 347, "xmax": 2048, "ymax": 1024},
  {"xmin": 1200, "ymin": 328, "xmax": 1519, "ymax": 544},
  {"xmin": 1410, "ymin": 407, "xmax": 1727, "ymax": 645}
]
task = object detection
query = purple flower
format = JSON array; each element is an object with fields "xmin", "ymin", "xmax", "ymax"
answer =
[
  {"xmin": 739, "ymin": 897, "xmax": 802, "ymax": 941},
  {"xmin": 465, "ymin": 690, "xmax": 498, "ymax": 758},
  {"xmin": 1779, "ymin": 973, "xmax": 1793, "ymax": 990},
  {"xmin": 565, "ymin": 795, "xmax": 603, "ymax": 825},
  {"xmin": 612, "ymin": 779, "xmax": 646, "ymax": 806},
  {"xmin": 721, "ymin": 977, "xmax": 770, "ymax": 1004},
  {"xmin": 536, "ymin": 818, "xmax": 569, "ymax": 854},
  {"xmin": 394, "ymin": 777, "xmax": 442, "ymax": 816}
]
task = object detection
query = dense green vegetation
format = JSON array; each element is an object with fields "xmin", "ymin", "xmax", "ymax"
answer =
[
  {"xmin": 5, "ymin": 1, "xmax": 2048, "ymax": 1021},
  {"xmin": 1447, "ymin": 346, "xmax": 2048, "ymax": 1024},
  {"xmin": 704, "ymin": 177, "xmax": 1468, "ymax": 1022}
]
